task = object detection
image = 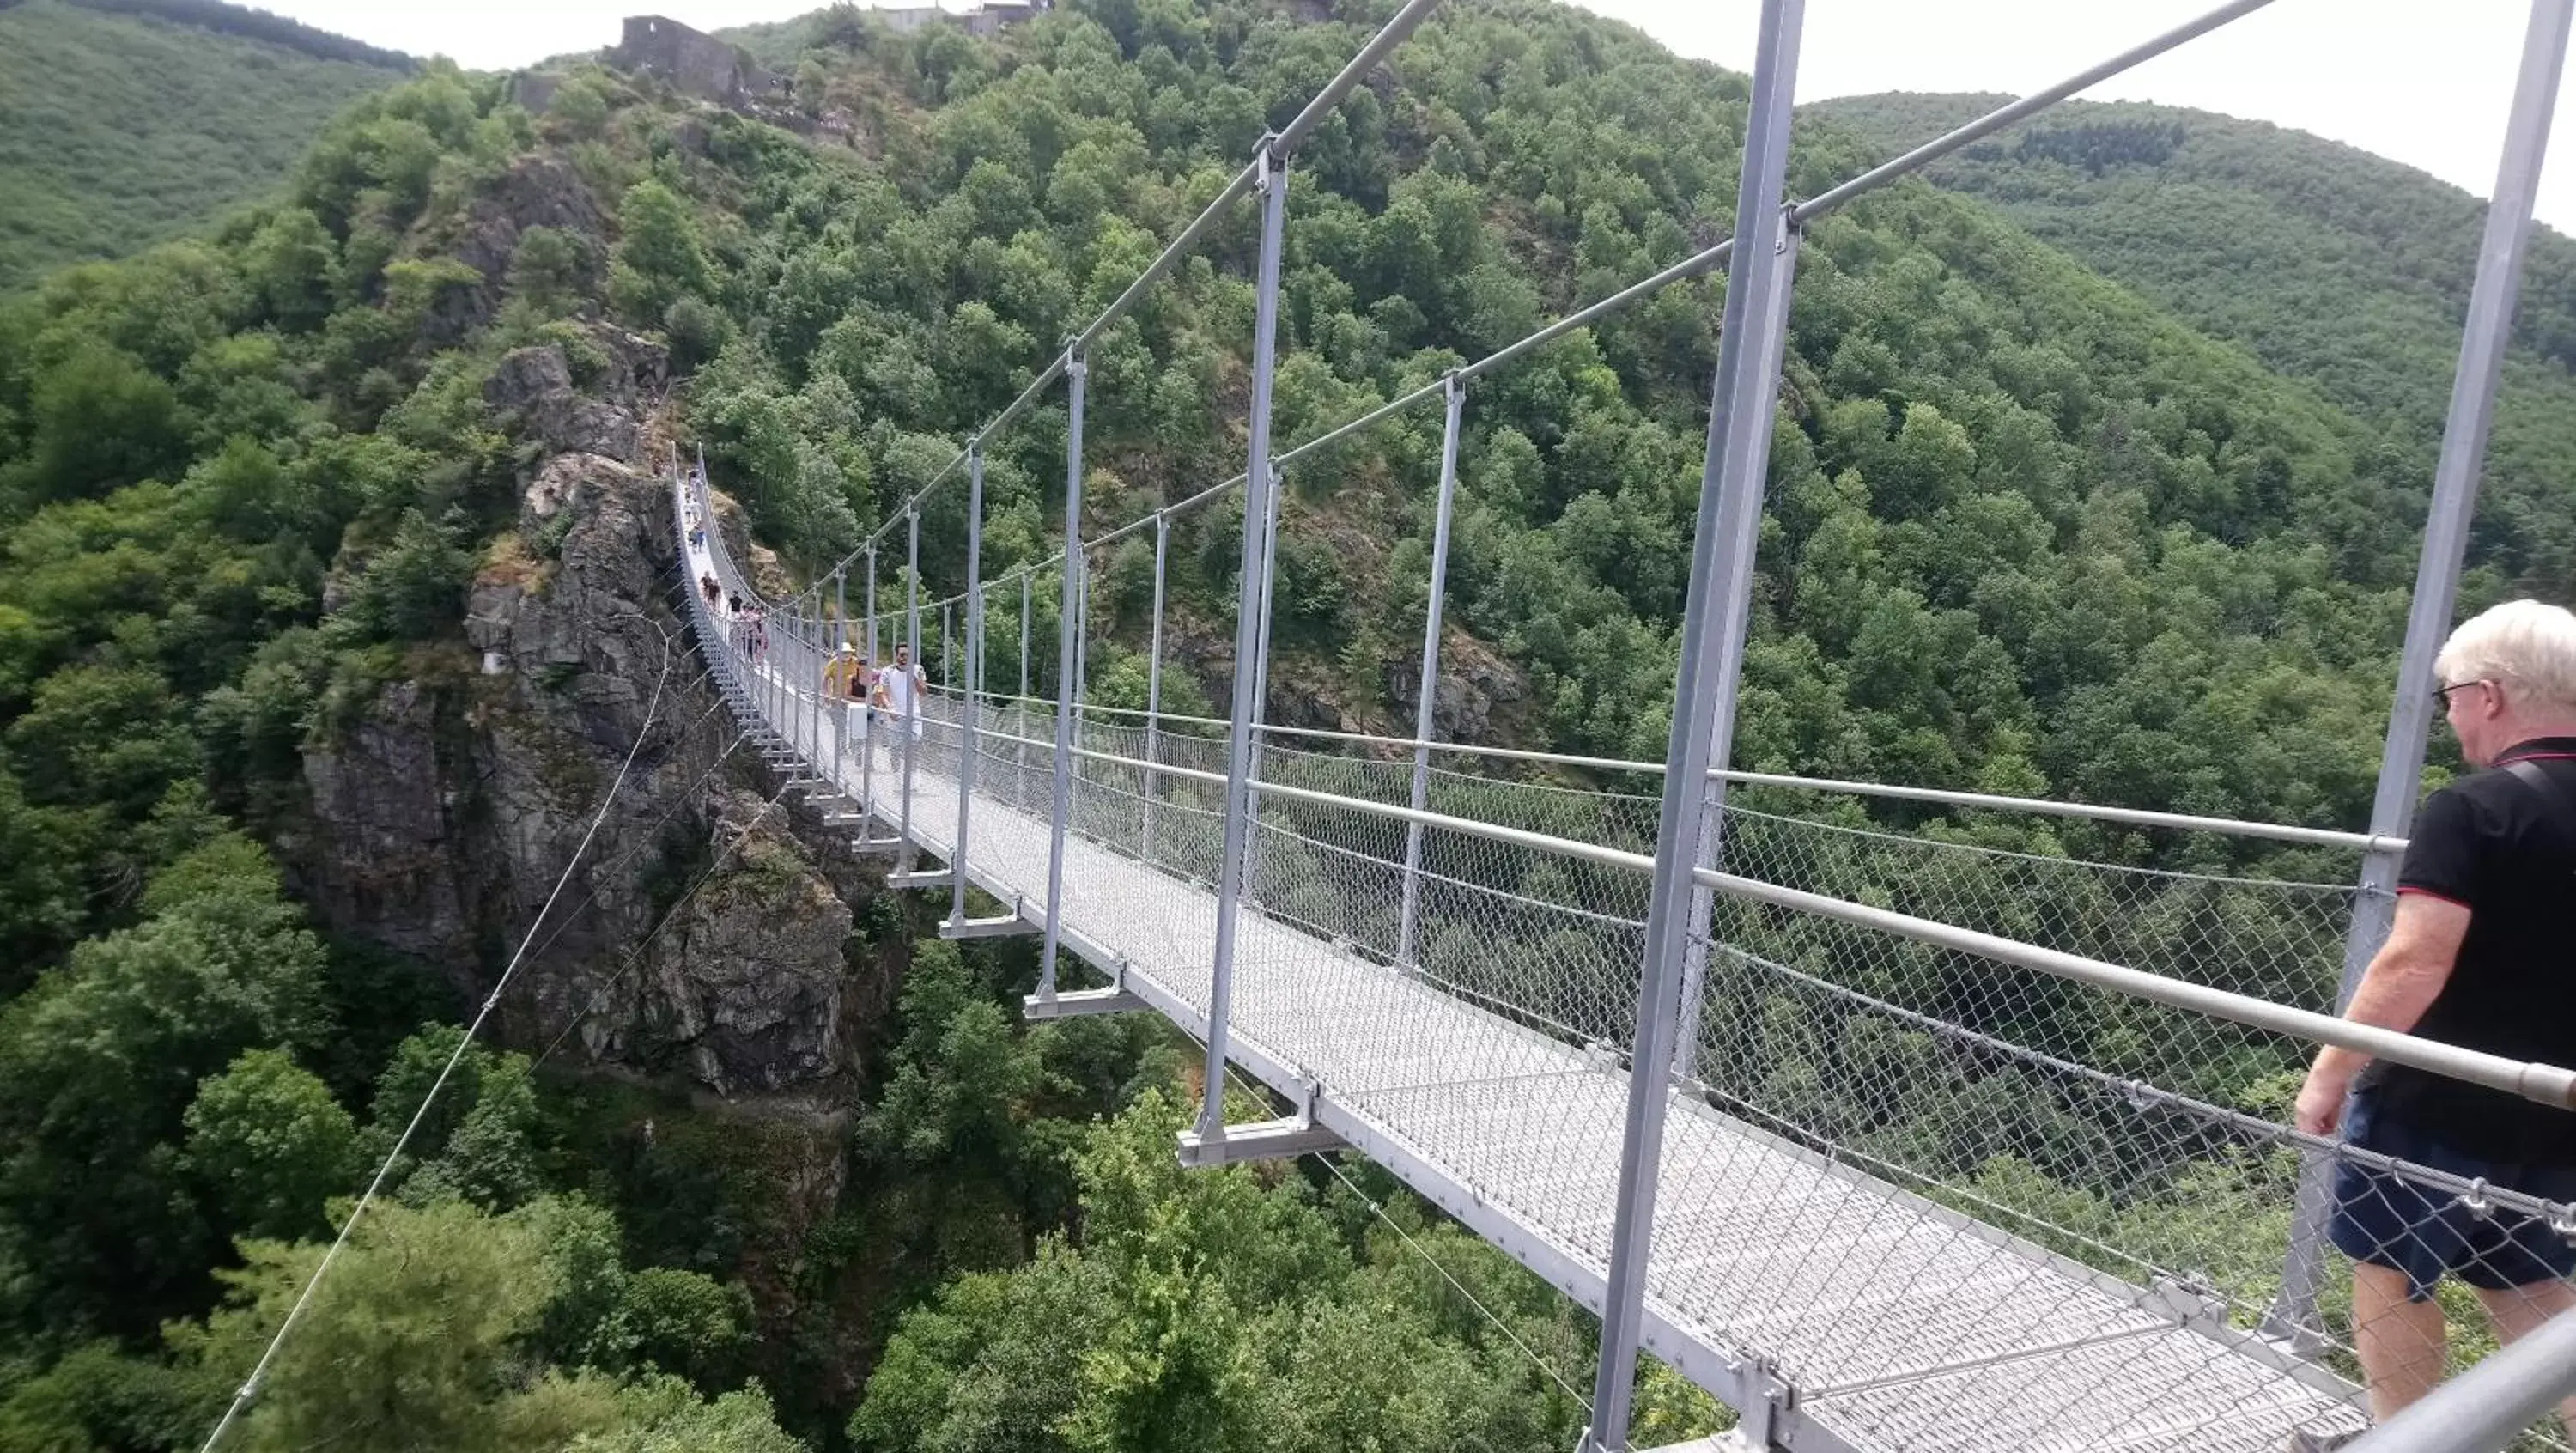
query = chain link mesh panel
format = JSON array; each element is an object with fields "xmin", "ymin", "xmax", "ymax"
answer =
[{"xmin": 676, "ymin": 467, "xmax": 2575, "ymax": 1453}]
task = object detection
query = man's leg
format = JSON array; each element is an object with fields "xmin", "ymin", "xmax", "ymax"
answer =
[
  {"xmin": 2354, "ymin": 1261, "xmax": 2449, "ymax": 1421},
  {"xmin": 2473, "ymin": 1276, "xmax": 2576, "ymax": 1431}
]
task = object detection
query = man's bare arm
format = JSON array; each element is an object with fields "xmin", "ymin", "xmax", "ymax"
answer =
[{"xmin": 2293, "ymin": 893, "xmax": 2472, "ymax": 1135}]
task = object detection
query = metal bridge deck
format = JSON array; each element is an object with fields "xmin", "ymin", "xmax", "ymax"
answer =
[{"xmin": 688, "ymin": 527, "xmax": 2363, "ymax": 1453}]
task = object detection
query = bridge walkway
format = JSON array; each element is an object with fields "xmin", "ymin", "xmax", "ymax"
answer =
[{"xmin": 679, "ymin": 495, "xmax": 2365, "ymax": 1453}]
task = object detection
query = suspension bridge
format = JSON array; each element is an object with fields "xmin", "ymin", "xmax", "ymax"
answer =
[{"xmin": 650, "ymin": 0, "xmax": 2576, "ymax": 1450}]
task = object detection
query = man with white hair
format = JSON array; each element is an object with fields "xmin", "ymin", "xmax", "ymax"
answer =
[{"xmin": 2293, "ymin": 599, "xmax": 2576, "ymax": 1444}]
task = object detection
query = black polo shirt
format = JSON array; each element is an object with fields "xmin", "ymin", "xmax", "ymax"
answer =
[{"xmin": 2370, "ymin": 735, "xmax": 2576, "ymax": 1162}]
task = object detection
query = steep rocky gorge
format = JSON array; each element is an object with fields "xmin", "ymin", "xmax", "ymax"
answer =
[{"xmin": 285, "ymin": 321, "xmax": 896, "ymax": 1106}]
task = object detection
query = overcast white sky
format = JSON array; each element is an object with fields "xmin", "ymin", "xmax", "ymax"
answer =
[{"xmin": 265, "ymin": 0, "xmax": 2576, "ymax": 230}]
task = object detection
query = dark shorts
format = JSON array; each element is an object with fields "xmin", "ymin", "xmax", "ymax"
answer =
[{"xmin": 2329, "ymin": 1090, "xmax": 2576, "ymax": 1302}]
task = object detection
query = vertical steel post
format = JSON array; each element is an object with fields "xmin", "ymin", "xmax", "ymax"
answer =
[
  {"xmin": 1142, "ymin": 510, "xmax": 1170, "ymax": 863},
  {"xmin": 1072, "ymin": 549, "xmax": 1089, "ymax": 696},
  {"xmin": 2268, "ymin": 0, "xmax": 2573, "ymax": 1346},
  {"xmin": 1038, "ymin": 353, "xmax": 1089, "ymax": 1000},
  {"xmin": 1398, "ymin": 374, "xmax": 1466, "ymax": 969},
  {"xmin": 902, "ymin": 507, "xmax": 920, "ymax": 857},
  {"xmin": 835, "ymin": 568, "xmax": 848, "ymax": 796},
  {"xmin": 1584, "ymin": 0, "xmax": 1803, "ymax": 1444},
  {"xmin": 1020, "ymin": 568, "xmax": 1035, "ymax": 811},
  {"xmin": 1240, "ymin": 461, "xmax": 1283, "ymax": 903},
  {"xmin": 952, "ymin": 445, "xmax": 986, "ymax": 927},
  {"xmin": 864, "ymin": 547, "xmax": 878, "ymax": 813},
  {"xmin": 1072, "ymin": 546, "xmax": 1091, "ymax": 791},
  {"xmin": 1198, "ymin": 140, "xmax": 1290, "ymax": 1146}
]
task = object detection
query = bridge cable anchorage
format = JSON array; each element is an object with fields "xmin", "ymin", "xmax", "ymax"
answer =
[{"xmin": 195, "ymin": 637, "xmax": 677, "ymax": 1453}]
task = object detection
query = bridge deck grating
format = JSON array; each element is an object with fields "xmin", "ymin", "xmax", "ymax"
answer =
[{"xmin": 690, "ymin": 526, "xmax": 2365, "ymax": 1453}]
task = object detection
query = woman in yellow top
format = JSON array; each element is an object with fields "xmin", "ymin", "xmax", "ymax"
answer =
[{"xmin": 820, "ymin": 642, "xmax": 872, "ymax": 762}]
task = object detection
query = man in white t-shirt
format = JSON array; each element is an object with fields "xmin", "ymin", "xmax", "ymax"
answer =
[{"xmin": 878, "ymin": 641, "xmax": 927, "ymax": 741}]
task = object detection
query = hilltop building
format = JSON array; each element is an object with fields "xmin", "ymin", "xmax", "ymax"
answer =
[
  {"xmin": 608, "ymin": 15, "xmax": 776, "ymax": 105},
  {"xmin": 870, "ymin": 1, "xmax": 1052, "ymax": 37}
]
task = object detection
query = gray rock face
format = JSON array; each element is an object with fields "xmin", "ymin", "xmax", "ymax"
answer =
[
  {"xmin": 298, "ymin": 680, "xmax": 475, "ymax": 959},
  {"xmin": 1385, "ymin": 629, "xmax": 1528, "ymax": 744},
  {"xmin": 434, "ymin": 155, "xmax": 608, "ymax": 343},
  {"xmin": 295, "ymin": 401, "xmax": 873, "ymax": 1097},
  {"xmin": 483, "ymin": 324, "xmax": 667, "ymax": 464},
  {"xmin": 617, "ymin": 789, "xmax": 849, "ymax": 1094}
]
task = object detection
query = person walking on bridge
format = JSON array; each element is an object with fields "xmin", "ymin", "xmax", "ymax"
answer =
[
  {"xmin": 874, "ymin": 640, "xmax": 927, "ymax": 784},
  {"xmin": 878, "ymin": 641, "xmax": 927, "ymax": 741},
  {"xmin": 2293, "ymin": 599, "xmax": 2576, "ymax": 1446},
  {"xmin": 823, "ymin": 640, "xmax": 872, "ymax": 765}
]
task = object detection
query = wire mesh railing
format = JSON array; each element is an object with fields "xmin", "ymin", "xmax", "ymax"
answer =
[
  {"xmin": 656, "ymin": 0, "xmax": 2576, "ymax": 1442},
  {"xmin": 681, "ymin": 441, "xmax": 2576, "ymax": 1452}
]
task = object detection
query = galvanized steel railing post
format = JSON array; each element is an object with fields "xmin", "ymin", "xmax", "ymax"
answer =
[
  {"xmin": 1072, "ymin": 542, "xmax": 1092, "ymax": 838},
  {"xmin": 1241, "ymin": 459, "xmax": 1282, "ymax": 904},
  {"xmin": 834, "ymin": 568, "xmax": 848, "ymax": 794},
  {"xmin": 902, "ymin": 507, "xmax": 920, "ymax": 859},
  {"xmin": 1074, "ymin": 543, "xmax": 1091, "ymax": 707},
  {"xmin": 1585, "ymin": 1, "xmax": 1803, "ymax": 1445},
  {"xmin": 864, "ymin": 547, "xmax": 878, "ymax": 812},
  {"xmin": 1019, "ymin": 569, "xmax": 1033, "ymax": 809},
  {"xmin": 1398, "ymin": 373, "xmax": 1466, "ymax": 970},
  {"xmin": 951, "ymin": 444, "xmax": 987, "ymax": 926},
  {"xmin": 1038, "ymin": 352, "xmax": 1089, "ymax": 1001},
  {"xmin": 2268, "ymin": 0, "xmax": 2574, "ymax": 1347},
  {"xmin": 1198, "ymin": 139, "xmax": 1290, "ymax": 1147},
  {"xmin": 1142, "ymin": 510, "xmax": 1170, "ymax": 864},
  {"xmin": 942, "ymin": 599, "xmax": 954, "ymax": 696}
]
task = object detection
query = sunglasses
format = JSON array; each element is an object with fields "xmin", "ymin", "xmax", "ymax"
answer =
[{"xmin": 2432, "ymin": 678, "xmax": 2494, "ymax": 708}]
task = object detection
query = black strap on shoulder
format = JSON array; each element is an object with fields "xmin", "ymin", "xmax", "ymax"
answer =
[{"xmin": 2500, "ymin": 757, "xmax": 2576, "ymax": 822}]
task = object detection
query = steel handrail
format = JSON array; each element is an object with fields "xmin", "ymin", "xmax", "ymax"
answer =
[
  {"xmin": 918, "ymin": 683, "xmax": 2397, "ymax": 852},
  {"xmin": 930, "ymin": 708, "xmax": 2567, "ymax": 1112}
]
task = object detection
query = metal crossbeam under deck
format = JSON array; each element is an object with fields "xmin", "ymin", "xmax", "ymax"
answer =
[{"xmin": 686, "ymin": 523, "xmax": 2364, "ymax": 1453}]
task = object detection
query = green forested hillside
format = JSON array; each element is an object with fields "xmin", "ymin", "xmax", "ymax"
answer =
[
  {"xmin": 1811, "ymin": 92, "xmax": 2576, "ymax": 591},
  {"xmin": 0, "ymin": 2, "xmax": 2549, "ymax": 1449},
  {"xmin": 0, "ymin": 0, "xmax": 408, "ymax": 290}
]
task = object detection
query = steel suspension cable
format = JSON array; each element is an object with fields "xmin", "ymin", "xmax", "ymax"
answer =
[{"xmin": 197, "ymin": 641, "xmax": 677, "ymax": 1453}]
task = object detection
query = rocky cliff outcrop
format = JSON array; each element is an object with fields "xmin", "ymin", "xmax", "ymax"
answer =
[
  {"xmin": 294, "ymin": 343, "xmax": 886, "ymax": 1100},
  {"xmin": 484, "ymin": 322, "xmax": 668, "ymax": 463},
  {"xmin": 423, "ymin": 155, "xmax": 608, "ymax": 344}
]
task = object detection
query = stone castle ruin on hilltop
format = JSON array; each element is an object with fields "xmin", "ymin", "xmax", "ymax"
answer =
[
  {"xmin": 608, "ymin": 3, "xmax": 1054, "ymax": 108},
  {"xmin": 607, "ymin": 15, "xmax": 777, "ymax": 106}
]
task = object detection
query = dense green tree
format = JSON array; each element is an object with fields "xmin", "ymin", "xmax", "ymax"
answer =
[
  {"xmin": 610, "ymin": 179, "xmax": 714, "ymax": 327},
  {"xmin": 0, "ymin": 841, "xmax": 329, "ymax": 1339},
  {"xmin": 183, "ymin": 1049, "xmax": 362, "ymax": 1243}
]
